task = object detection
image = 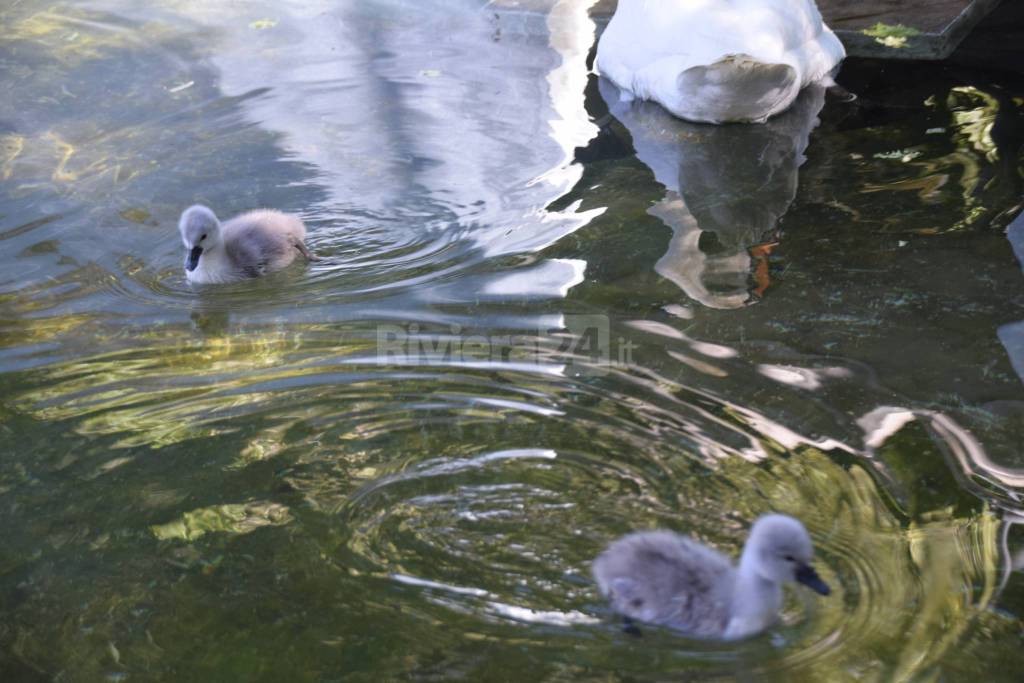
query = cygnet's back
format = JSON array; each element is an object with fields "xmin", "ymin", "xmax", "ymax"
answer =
[
  {"xmin": 222, "ymin": 210, "xmax": 308, "ymax": 276},
  {"xmin": 592, "ymin": 530, "xmax": 735, "ymax": 638}
]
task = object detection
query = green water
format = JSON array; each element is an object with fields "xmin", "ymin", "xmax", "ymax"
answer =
[{"xmin": 1, "ymin": 1, "xmax": 1023, "ymax": 680}]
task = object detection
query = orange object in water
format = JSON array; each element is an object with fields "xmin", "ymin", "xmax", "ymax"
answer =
[{"xmin": 749, "ymin": 241, "xmax": 779, "ymax": 298}]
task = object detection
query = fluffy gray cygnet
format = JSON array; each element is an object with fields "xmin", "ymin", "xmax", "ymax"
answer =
[
  {"xmin": 592, "ymin": 514, "xmax": 830, "ymax": 639},
  {"xmin": 178, "ymin": 205, "xmax": 319, "ymax": 284}
]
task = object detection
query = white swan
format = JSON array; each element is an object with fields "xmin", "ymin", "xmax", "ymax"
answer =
[
  {"xmin": 178, "ymin": 205, "xmax": 319, "ymax": 285},
  {"xmin": 596, "ymin": 0, "xmax": 845, "ymax": 123},
  {"xmin": 592, "ymin": 514, "xmax": 831, "ymax": 639}
]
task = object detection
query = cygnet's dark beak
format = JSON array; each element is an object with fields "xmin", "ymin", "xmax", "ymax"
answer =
[
  {"xmin": 795, "ymin": 564, "xmax": 831, "ymax": 596},
  {"xmin": 185, "ymin": 246, "xmax": 203, "ymax": 272}
]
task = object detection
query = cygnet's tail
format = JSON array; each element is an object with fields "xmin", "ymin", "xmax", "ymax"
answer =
[
  {"xmin": 295, "ymin": 241, "xmax": 323, "ymax": 262},
  {"xmin": 669, "ymin": 54, "xmax": 800, "ymax": 124}
]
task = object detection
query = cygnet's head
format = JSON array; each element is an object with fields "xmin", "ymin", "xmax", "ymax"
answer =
[
  {"xmin": 744, "ymin": 514, "xmax": 830, "ymax": 595},
  {"xmin": 178, "ymin": 205, "xmax": 221, "ymax": 272}
]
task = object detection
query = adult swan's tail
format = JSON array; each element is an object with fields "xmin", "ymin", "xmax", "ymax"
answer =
[{"xmin": 674, "ymin": 54, "xmax": 799, "ymax": 124}]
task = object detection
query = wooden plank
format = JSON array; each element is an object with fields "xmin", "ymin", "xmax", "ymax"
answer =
[
  {"xmin": 818, "ymin": 0, "xmax": 1005, "ymax": 59},
  {"xmin": 823, "ymin": 0, "xmax": 983, "ymax": 34},
  {"xmin": 949, "ymin": 0, "xmax": 1024, "ymax": 71},
  {"xmin": 489, "ymin": 0, "xmax": 1005, "ymax": 60}
]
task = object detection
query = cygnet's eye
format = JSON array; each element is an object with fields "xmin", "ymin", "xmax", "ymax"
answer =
[
  {"xmin": 200, "ymin": 233, "xmax": 207, "ymax": 241},
  {"xmin": 784, "ymin": 555, "xmax": 795, "ymax": 562}
]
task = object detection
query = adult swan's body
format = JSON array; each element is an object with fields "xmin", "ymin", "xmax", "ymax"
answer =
[{"xmin": 596, "ymin": 0, "xmax": 845, "ymax": 123}]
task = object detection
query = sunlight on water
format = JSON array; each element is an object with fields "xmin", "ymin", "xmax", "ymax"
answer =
[{"xmin": 1, "ymin": 0, "xmax": 1023, "ymax": 680}]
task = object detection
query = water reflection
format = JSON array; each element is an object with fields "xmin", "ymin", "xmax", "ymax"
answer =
[
  {"xmin": 2, "ymin": 0, "xmax": 604, "ymax": 324},
  {"xmin": 599, "ymin": 78, "xmax": 825, "ymax": 309},
  {"xmin": 1000, "ymin": 210, "xmax": 1024, "ymax": 384},
  {"xmin": 115, "ymin": 0, "xmax": 604, "ymax": 294}
]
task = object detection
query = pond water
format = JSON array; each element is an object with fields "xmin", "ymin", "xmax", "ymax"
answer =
[{"xmin": 2, "ymin": 0, "xmax": 1023, "ymax": 680}]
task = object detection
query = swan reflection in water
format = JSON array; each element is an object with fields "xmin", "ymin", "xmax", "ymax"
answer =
[{"xmin": 599, "ymin": 78, "xmax": 826, "ymax": 309}]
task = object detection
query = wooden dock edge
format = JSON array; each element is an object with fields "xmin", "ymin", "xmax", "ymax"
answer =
[
  {"xmin": 829, "ymin": 0, "xmax": 1005, "ymax": 60},
  {"xmin": 489, "ymin": 0, "xmax": 1006, "ymax": 61}
]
